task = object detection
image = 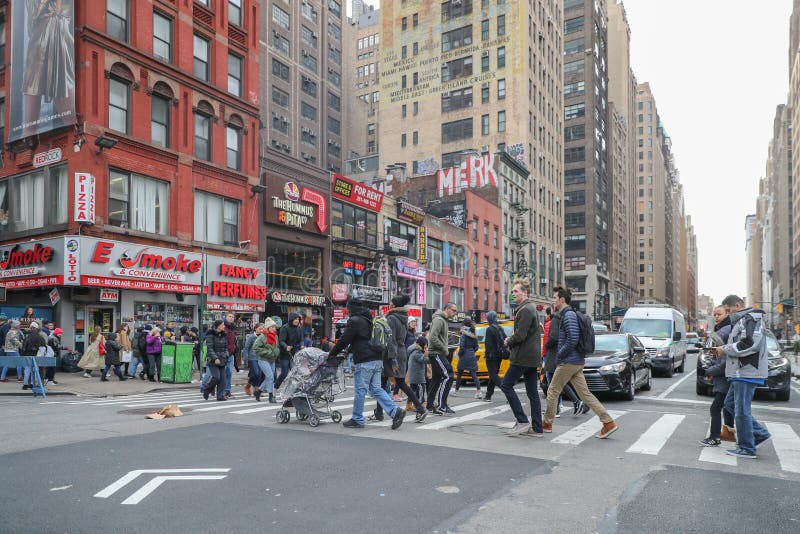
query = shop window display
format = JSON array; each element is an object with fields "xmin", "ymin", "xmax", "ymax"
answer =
[{"xmin": 134, "ymin": 302, "xmax": 195, "ymax": 330}]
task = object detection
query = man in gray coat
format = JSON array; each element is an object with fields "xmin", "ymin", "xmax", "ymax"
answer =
[{"xmin": 500, "ymin": 278, "xmax": 544, "ymax": 436}]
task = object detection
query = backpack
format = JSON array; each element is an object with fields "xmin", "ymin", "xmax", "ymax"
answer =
[
  {"xmin": 137, "ymin": 332, "xmax": 148, "ymax": 355},
  {"xmin": 566, "ymin": 308, "xmax": 595, "ymax": 355},
  {"xmin": 368, "ymin": 316, "xmax": 395, "ymax": 358}
]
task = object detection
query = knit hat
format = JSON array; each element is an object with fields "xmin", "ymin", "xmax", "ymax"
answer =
[
  {"xmin": 271, "ymin": 316, "xmax": 283, "ymax": 328},
  {"xmin": 263, "ymin": 318, "xmax": 277, "ymax": 330},
  {"xmin": 10, "ymin": 320, "xmax": 20, "ymax": 327},
  {"xmin": 407, "ymin": 316, "xmax": 418, "ymax": 326},
  {"xmin": 29, "ymin": 321, "xmax": 39, "ymax": 330},
  {"xmin": 54, "ymin": 328, "xmax": 63, "ymax": 335}
]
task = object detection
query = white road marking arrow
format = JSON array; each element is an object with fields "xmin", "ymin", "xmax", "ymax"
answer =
[
  {"xmin": 94, "ymin": 469, "xmax": 230, "ymax": 501},
  {"xmin": 121, "ymin": 475, "xmax": 228, "ymax": 505}
]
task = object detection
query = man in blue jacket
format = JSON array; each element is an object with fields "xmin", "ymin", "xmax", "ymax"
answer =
[{"xmin": 542, "ymin": 286, "xmax": 618, "ymax": 438}]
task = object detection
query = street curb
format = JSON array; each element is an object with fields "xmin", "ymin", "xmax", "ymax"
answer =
[{"xmin": 0, "ymin": 382, "xmax": 203, "ymax": 398}]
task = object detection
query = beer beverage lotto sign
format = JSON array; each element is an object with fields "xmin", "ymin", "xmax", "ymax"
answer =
[{"xmin": 80, "ymin": 237, "xmax": 204, "ymax": 294}]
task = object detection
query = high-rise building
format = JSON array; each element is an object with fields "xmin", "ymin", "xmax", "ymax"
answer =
[
  {"xmin": 376, "ymin": 0, "xmax": 565, "ymax": 310},
  {"xmin": 635, "ymin": 83, "xmax": 668, "ymax": 303},
  {"xmin": 260, "ymin": 0, "xmax": 345, "ymax": 172},
  {"xmin": 685, "ymin": 215, "xmax": 698, "ymax": 329},
  {"xmin": 746, "ymin": 213, "xmax": 763, "ymax": 309},
  {"xmin": 343, "ymin": 4, "xmax": 381, "ymax": 180},
  {"xmin": 562, "ymin": 0, "xmax": 610, "ymax": 319},
  {"xmin": 607, "ymin": 0, "xmax": 638, "ymax": 320}
]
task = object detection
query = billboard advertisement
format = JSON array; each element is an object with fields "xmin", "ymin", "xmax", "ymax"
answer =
[{"xmin": 8, "ymin": 0, "xmax": 76, "ymax": 143}]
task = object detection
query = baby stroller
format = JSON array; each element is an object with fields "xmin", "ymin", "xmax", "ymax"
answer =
[{"xmin": 276, "ymin": 348, "xmax": 346, "ymax": 427}]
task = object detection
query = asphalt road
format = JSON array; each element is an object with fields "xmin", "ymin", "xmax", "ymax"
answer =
[{"xmin": 2, "ymin": 351, "xmax": 799, "ymax": 533}]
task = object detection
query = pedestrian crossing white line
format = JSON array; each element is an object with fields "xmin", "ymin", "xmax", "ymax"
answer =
[
  {"xmin": 232, "ymin": 396, "xmax": 363, "ymax": 415},
  {"xmin": 626, "ymin": 414, "xmax": 685, "ymax": 455},
  {"xmin": 699, "ymin": 445, "xmax": 737, "ymax": 466},
  {"xmin": 551, "ymin": 410, "xmax": 627, "ymax": 445},
  {"xmin": 123, "ymin": 397, "xmax": 218, "ymax": 409},
  {"xmin": 766, "ymin": 422, "xmax": 800, "ymax": 473},
  {"xmin": 193, "ymin": 401, "xmax": 264, "ymax": 412},
  {"xmin": 76, "ymin": 392, "xmax": 200, "ymax": 406},
  {"xmin": 419, "ymin": 402, "xmax": 514, "ymax": 430}
]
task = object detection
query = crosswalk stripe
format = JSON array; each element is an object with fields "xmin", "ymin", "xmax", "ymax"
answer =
[
  {"xmin": 77, "ymin": 392, "xmax": 199, "ymax": 405},
  {"xmin": 62, "ymin": 391, "xmax": 197, "ymax": 404},
  {"xmin": 193, "ymin": 401, "xmax": 264, "ymax": 412},
  {"xmin": 419, "ymin": 402, "xmax": 514, "ymax": 430},
  {"xmin": 766, "ymin": 422, "xmax": 800, "ymax": 473},
  {"xmin": 232, "ymin": 396, "xmax": 361, "ymax": 415},
  {"xmin": 626, "ymin": 414, "xmax": 685, "ymax": 455},
  {"xmin": 699, "ymin": 445, "xmax": 737, "ymax": 466},
  {"xmin": 551, "ymin": 410, "xmax": 627, "ymax": 445},
  {"xmin": 123, "ymin": 397, "xmax": 218, "ymax": 408}
]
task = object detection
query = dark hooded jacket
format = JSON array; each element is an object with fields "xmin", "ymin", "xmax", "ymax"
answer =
[
  {"xmin": 328, "ymin": 300, "xmax": 380, "ymax": 364},
  {"xmin": 507, "ymin": 298, "xmax": 542, "ymax": 368},
  {"xmin": 205, "ymin": 328, "xmax": 229, "ymax": 367},
  {"xmin": 544, "ymin": 311, "xmax": 562, "ymax": 374},
  {"xmin": 104, "ymin": 332, "xmax": 122, "ymax": 366},
  {"xmin": 703, "ymin": 316, "xmax": 732, "ymax": 394},
  {"xmin": 385, "ymin": 306, "xmax": 408, "ymax": 377},
  {"xmin": 278, "ymin": 312, "xmax": 303, "ymax": 360},
  {"xmin": 484, "ymin": 311, "xmax": 506, "ymax": 361},
  {"xmin": 20, "ymin": 326, "xmax": 46, "ymax": 357}
]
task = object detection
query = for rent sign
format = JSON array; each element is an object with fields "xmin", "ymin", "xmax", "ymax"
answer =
[{"xmin": 332, "ymin": 174, "xmax": 384, "ymax": 211}]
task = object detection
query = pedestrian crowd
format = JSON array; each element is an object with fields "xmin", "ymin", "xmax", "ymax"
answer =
[{"xmin": 0, "ymin": 307, "xmax": 63, "ymax": 389}]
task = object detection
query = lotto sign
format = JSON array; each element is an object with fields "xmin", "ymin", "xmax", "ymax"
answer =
[
  {"xmin": 63, "ymin": 237, "xmax": 81, "ymax": 286},
  {"xmin": 436, "ymin": 154, "xmax": 498, "ymax": 197},
  {"xmin": 74, "ymin": 173, "xmax": 96, "ymax": 223}
]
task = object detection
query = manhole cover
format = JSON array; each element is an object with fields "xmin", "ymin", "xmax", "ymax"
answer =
[
  {"xmin": 117, "ymin": 408, "xmax": 192, "ymax": 416},
  {"xmin": 448, "ymin": 423, "xmax": 508, "ymax": 436}
]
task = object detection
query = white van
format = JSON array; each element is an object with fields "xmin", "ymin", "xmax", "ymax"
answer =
[{"xmin": 619, "ymin": 305, "xmax": 687, "ymax": 377}]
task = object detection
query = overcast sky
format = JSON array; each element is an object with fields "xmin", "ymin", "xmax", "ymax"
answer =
[{"xmin": 357, "ymin": 0, "xmax": 792, "ymax": 306}]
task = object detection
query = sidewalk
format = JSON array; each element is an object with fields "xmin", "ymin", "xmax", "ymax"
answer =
[{"xmin": 0, "ymin": 368, "xmax": 251, "ymax": 397}]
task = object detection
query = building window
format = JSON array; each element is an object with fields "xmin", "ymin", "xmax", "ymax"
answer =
[
  {"xmin": 329, "ymin": 0, "xmax": 342, "ymax": 19},
  {"xmin": 413, "ymin": 131, "xmax": 419, "ymax": 145},
  {"xmin": 229, "ymin": 0, "xmax": 243, "ymax": 26},
  {"xmin": 328, "ymin": 69, "xmax": 341, "ymax": 87},
  {"xmin": 482, "ymin": 83, "xmax": 489, "ymax": 103},
  {"xmin": 427, "ymin": 238, "xmax": 443, "ymax": 273},
  {"xmin": 497, "ymin": 111, "xmax": 506, "ymax": 133},
  {"xmin": 565, "ymin": 16, "xmax": 584, "ymax": 34},
  {"xmin": 108, "ymin": 77, "xmax": 130, "ymax": 134},
  {"xmin": 484, "ymin": 222, "xmax": 489, "ymax": 244},
  {"xmin": 195, "ymin": 191, "xmax": 239, "ymax": 246},
  {"xmin": 301, "ymin": 51, "xmax": 318, "ymax": 72},
  {"xmin": 228, "ymin": 53, "xmax": 243, "ymax": 97},
  {"xmin": 441, "ymin": 118, "xmax": 473, "ymax": 143},
  {"xmin": 194, "ymin": 111, "xmax": 212, "ymax": 161},
  {"xmin": 108, "ymin": 169, "xmax": 169, "ymax": 235},
  {"xmin": 481, "ymin": 19, "xmax": 489, "ymax": 40},
  {"xmin": 301, "ymin": 101, "xmax": 316, "ymax": 120},
  {"xmin": 564, "ymin": 81, "xmax": 585, "ymax": 97},
  {"xmin": 0, "ymin": 165, "xmax": 67, "ymax": 236},
  {"xmin": 301, "ymin": 26, "xmax": 318, "ymax": 49},
  {"xmin": 273, "ymin": 87, "xmax": 290, "ymax": 108},
  {"xmin": 273, "ymin": 34, "xmax": 290, "ymax": 57},
  {"xmin": 497, "ymin": 79, "xmax": 506, "ymax": 100},
  {"xmin": 153, "ymin": 12, "xmax": 172, "ymax": 61},
  {"xmin": 301, "ymin": 76, "xmax": 317, "ymax": 97},
  {"xmin": 302, "ymin": 1, "xmax": 318, "ymax": 23},
  {"xmin": 481, "ymin": 114, "xmax": 489, "ymax": 135},
  {"xmin": 450, "ymin": 245, "xmax": 465, "ymax": 277},
  {"xmin": 331, "ymin": 200, "xmax": 378, "ymax": 246},
  {"xmin": 272, "ymin": 59, "xmax": 290, "ymax": 81},
  {"xmin": 107, "ymin": 0, "xmax": 128, "ymax": 41},
  {"xmin": 497, "ymin": 15, "xmax": 505, "ymax": 36},
  {"xmin": 402, "ymin": 17, "xmax": 408, "ymax": 30},
  {"xmin": 472, "ymin": 217, "xmax": 479, "ymax": 239},
  {"xmin": 328, "ymin": 116, "xmax": 341, "ymax": 135},
  {"xmin": 401, "ymin": 133, "xmax": 407, "ymax": 147},
  {"xmin": 494, "ymin": 226, "xmax": 499, "ymax": 247},
  {"xmin": 564, "ymin": 147, "xmax": 585, "ymax": 163},
  {"xmin": 497, "ymin": 46, "xmax": 506, "ymax": 68},
  {"xmin": 272, "ymin": 4, "xmax": 290, "ymax": 30},
  {"xmin": 151, "ymin": 94, "xmax": 171, "ymax": 148},
  {"xmin": 328, "ymin": 91, "xmax": 341, "ymax": 111},
  {"xmin": 401, "ymin": 105, "xmax": 407, "ymax": 118},
  {"xmin": 193, "ymin": 34, "xmax": 210, "ymax": 81},
  {"xmin": 565, "ymin": 103, "xmax": 585, "ymax": 120},
  {"xmin": 328, "ymin": 22, "xmax": 341, "ymax": 40},
  {"xmin": 442, "ymin": 25, "xmax": 473, "ymax": 52},
  {"xmin": 441, "ymin": 56, "xmax": 473, "ymax": 82},
  {"xmin": 441, "ymin": 87, "xmax": 473, "ymax": 112},
  {"xmin": 481, "ymin": 53, "xmax": 489, "ymax": 72},
  {"xmin": 226, "ymin": 126, "xmax": 241, "ymax": 170}
]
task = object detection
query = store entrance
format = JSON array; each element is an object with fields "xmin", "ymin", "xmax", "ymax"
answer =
[{"xmin": 87, "ymin": 306, "xmax": 114, "ymax": 338}]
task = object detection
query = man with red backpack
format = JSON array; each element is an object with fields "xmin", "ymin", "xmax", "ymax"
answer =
[{"xmin": 543, "ymin": 286, "xmax": 618, "ymax": 438}]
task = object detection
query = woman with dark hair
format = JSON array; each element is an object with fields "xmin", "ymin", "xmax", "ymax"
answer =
[
  {"xmin": 372, "ymin": 294, "xmax": 428, "ymax": 423},
  {"xmin": 453, "ymin": 319, "xmax": 481, "ymax": 398},
  {"xmin": 20, "ymin": 307, "xmax": 37, "ymax": 331}
]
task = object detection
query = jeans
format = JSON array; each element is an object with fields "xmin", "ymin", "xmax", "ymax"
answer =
[
  {"xmin": 274, "ymin": 358, "xmax": 291, "ymax": 389},
  {"xmin": 128, "ymin": 354, "xmax": 145, "ymax": 378},
  {"xmin": 1, "ymin": 351, "xmax": 22, "ymax": 380},
  {"xmin": 500, "ymin": 364, "xmax": 542, "ymax": 432},
  {"xmin": 146, "ymin": 354, "xmax": 161, "ymax": 379},
  {"xmin": 485, "ymin": 358, "xmax": 503, "ymax": 400},
  {"xmin": 726, "ymin": 380, "xmax": 771, "ymax": 455},
  {"xmin": 257, "ymin": 360, "xmax": 275, "ymax": 393},
  {"xmin": 709, "ymin": 391, "xmax": 735, "ymax": 439},
  {"xmin": 375, "ymin": 377, "xmax": 424, "ymax": 416},
  {"xmin": 224, "ymin": 355, "xmax": 234, "ymax": 394},
  {"xmin": 344, "ymin": 353, "xmax": 354, "ymax": 373},
  {"xmin": 247, "ymin": 359, "xmax": 262, "ymax": 387},
  {"xmin": 204, "ymin": 365, "xmax": 226, "ymax": 400},
  {"xmin": 102, "ymin": 364, "xmax": 123, "ymax": 378},
  {"xmin": 543, "ymin": 364, "xmax": 613, "ymax": 426},
  {"xmin": 352, "ymin": 360, "xmax": 397, "ymax": 425}
]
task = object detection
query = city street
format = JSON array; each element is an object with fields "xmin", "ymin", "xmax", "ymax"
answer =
[{"xmin": 2, "ymin": 353, "xmax": 799, "ymax": 533}]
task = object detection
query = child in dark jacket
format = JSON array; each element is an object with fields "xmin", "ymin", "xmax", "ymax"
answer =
[
  {"xmin": 408, "ymin": 336, "xmax": 430, "ymax": 419},
  {"xmin": 102, "ymin": 332, "xmax": 127, "ymax": 382},
  {"xmin": 698, "ymin": 312, "xmax": 733, "ymax": 446}
]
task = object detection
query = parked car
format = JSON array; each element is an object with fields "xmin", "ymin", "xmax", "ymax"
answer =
[
  {"xmin": 592, "ymin": 322, "xmax": 610, "ymax": 335},
  {"xmin": 686, "ymin": 332, "xmax": 700, "ymax": 353},
  {"xmin": 582, "ymin": 333, "xmax": 652, "ymax": 400},
  {"xmin": 451, "ymin": 320, "xmax": 514, "ymax": 381},
  {"xmin": 619, "ymin": 305, "xmax": 687, "ymax": 377},
  {"xmin": 696, "ymin": 331, "xmax": 792, "ymax": 401}
]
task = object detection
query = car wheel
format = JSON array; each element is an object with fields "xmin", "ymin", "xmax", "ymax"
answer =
[
  {"xmin": 676, "ymin": 357, "xmax": 685, "ymax": 373},
  {"xmin": 776, "ymin": 387, "xmax": 791, "ymax": 401},
  {"xmin": 640, "ymin": 367, "xmax": 652, "ymax": 391},
  {"xmin": 664, "ymin": 358, "xmax": 674, "ymax": 378},
  {"xmin": 622, "ymin": 371, "xmax": 636, "ymax": 401},
  {"xmin": 695, "ymin": 382, "xmax": 710, "ymax": 396}
]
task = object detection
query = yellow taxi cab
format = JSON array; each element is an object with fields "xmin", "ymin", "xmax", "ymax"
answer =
[{"xmin": 451, "ymin": 320, "xmax": 515, "ymax": 380}]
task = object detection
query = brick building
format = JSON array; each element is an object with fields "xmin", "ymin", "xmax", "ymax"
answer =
[{"xmin": 0, "ymin": 0, "xmax": 263, "ymax": 352}]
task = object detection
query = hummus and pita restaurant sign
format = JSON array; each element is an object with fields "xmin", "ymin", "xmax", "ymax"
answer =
[
  {"xmin": 436, "ymin": 154, "xmax": 498, "ymax": 197},
  {"xmin": 332, "ymin": 173, "xmax": 384, "ymax": 211},
  {"xmin": 266, "ymin": 178, "xmax": 328, "ymax": 233}
]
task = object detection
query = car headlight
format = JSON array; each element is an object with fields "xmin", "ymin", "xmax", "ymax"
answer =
[
  {"xmin": 657, "ymin": 348, "xmax": 670, "ymax": 358},
  {"xmin": 599, "ymin": 362, "xmax": 626, "ymax": 372},
  {"xmin": 768, "ymin": 357, "xmax": 789, "ymax": 369}
]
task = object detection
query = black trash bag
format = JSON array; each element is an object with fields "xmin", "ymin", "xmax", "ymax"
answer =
[{"xmin": 61, "ymin": 350, "xmax": 83, "ymax": 373}]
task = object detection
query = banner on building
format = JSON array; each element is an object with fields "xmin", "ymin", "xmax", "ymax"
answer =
[
  {"xmin": 396, "ymin": 201, "xmax": 425, "ymax": 226},
  {"xmin": 332, "ymin": 173, "xmax": 384, "ymax": 211},
  {"xmin": 74, "ymin": 173, "xmax": 96, "ymax": 223},
  {"xmin": 417, "ymin": 226, "xmax": 427, "ymax": 264},
  {"xmin": 436, "ymin": 154, "xmax": 497, "ymax": 197},
  {"xmin": 8, "ymin": 0, "xmax": 77, "ymax": 143}
]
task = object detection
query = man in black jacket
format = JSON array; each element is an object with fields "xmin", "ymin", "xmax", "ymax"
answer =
[
  {"xmin": 276, "ymin": 312, "xmax": 303, "ymax": 391},
  {"xmin": 202, "ymin": 320, "xmax": 229, "ymax": 401},
  {"xmin": 328, "ymin": 298, "xmax": 406, "ymax": 430}
]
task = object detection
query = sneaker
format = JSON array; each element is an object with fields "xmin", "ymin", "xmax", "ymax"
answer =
[
  {"xmin": 367, "ymin": 410, "xmax": 384, "ymax": 422},
  {"xmin": 203, "ymin": 391, "xmax": 210, "ymax": 401},
  {"xmin": 720, "ymin": 425, "xmax": 736, "ymax": 442},
  {"xmin": 725, "ymin": 448, "xmax": 757, "ymax": 459},
  {"xmin": 343, "ymin": 419, "xmax": 365, "ymax": 429},
  {"xmin": 572, "ymin": 401, "xmax": 581, "ymax": 415},
  {"xmin": 522, "ymin": 427, "xmax": 545, "ymax": 437},
  {"xmin": 475, "ymin": 391, "xmax": 483, "ymax": 399},
  {"xmin": 51, "ymin": 380, "xmax": 58, "ymax": 385},
  {"xmin": 82, "ymin": 372, "xmax": 91, "ymax": 378},
  {"xmin": 755, "ymin": 435, "xmax": 772, "ymax": 449},
  {"xmin": 483, "ymin": 396, "xmax": 493, "ymax": 402},
  {"xmin": 556, "ymin": 402, "xmax": 562, "ymax": 419},
  {"xmin": 507, "ymin": 422, "xmax": 530, "ymax": 436},
  {"xmin": 0, "ymin": 378, "xmax": 8, "ymax": 382},
  {"xmin": 442, "ymin": 406, "xmax": 456, "ymax": 416},
  {"xmin": 449, "ymin": 389, "xmax": 458, "ymax": 397},
  {"xmin": 596, "ymin": 421, "xmax": 618, "ymax": 439},
  {"xmin": 430, "ymin": 408, "xmax": 444, "ymax": 416},
  {"xmin": 578, "ymin": 402, "xmax": 590, "ymax": 415},
  {"xmin": 224, "ymin": 391, "xmax": 233, "ymax": 399},
  {"xmin": 542, "ymin": 423, "xmax": 553, "ymax": 433},
  {"xmin": 392, "ymin": 394, "xmax": 400, "ymax": 402},
  {"xmin": 44, "ymin": 380, "xmax": 53, "ymax": 386},
  {"xmin": 22, "ymin": 384, "xmax": 32, "ymax": 390},
  {"xmin": 415, "ymin": 409, "xmax": 428, "ymax": 423},
  {"xmin": 699, "ymin": 437, "xmax": 721, "ymax": 447},
  {"xmin": 391, "ymin": 408, "xmax": 406, "ymax": 430}
]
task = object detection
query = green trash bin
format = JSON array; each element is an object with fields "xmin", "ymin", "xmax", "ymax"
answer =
[
  {"xmin": 173, "ymin": 342, "xmax": 195, "ymax": 383},
  {"xmin": 160, "ymin": 343, "xmax": 177, "ymax": 383}
]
